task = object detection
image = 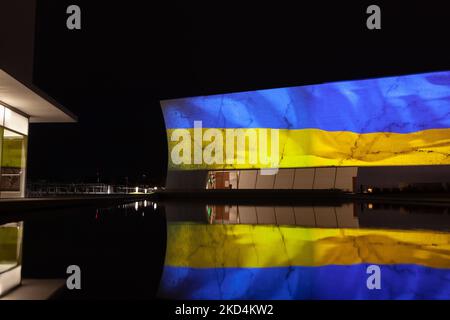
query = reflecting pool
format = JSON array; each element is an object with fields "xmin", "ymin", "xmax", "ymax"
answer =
[
  {"xmin": 0, "ymin": 200, "xmax": 449, "ymax": 299},
  {"xmin": 159, "ymin": 202, "xmax": 450, "ymax": 300}
]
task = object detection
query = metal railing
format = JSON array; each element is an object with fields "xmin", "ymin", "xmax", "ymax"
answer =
[{"xmin": 26, "ymin": 183, "xmax": 156, "ymax": 197}]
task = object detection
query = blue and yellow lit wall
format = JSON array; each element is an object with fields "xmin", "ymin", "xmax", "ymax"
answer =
[
  {"xmin": 161, "ymin": 71, "xmax": 450, "ymax": 170},
  {"xmin": 158, "ymin": 72, "xmax": 450, "ymax": 299},
  {"xmin": 158, "ymin": 223, "xmax": 450, "ymax": 299}
]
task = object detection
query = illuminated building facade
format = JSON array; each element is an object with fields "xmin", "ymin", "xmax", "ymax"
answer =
[{"xmin": 161, "ymin": 71, "xmax": 450, "ymax": 191}]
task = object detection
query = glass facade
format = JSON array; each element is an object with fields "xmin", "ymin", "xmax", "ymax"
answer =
[
  {"xmin": 0, "ymin": 221, "xmax": 23, "ymax": 296},
  {"xmin": 0, "ymin": 104, "xmax": 29, "ymax": 198}
]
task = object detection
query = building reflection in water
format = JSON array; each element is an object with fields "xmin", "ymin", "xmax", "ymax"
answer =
[
  {"xmin": 158, "ymin": 202, "xmax": 450, "ymax": 299},
  {"xmin": 0, "ymin": 221, "xmax": 23, "ymax": 296},
  {"xmin": 1, "ymin": 202, "xmax": 449, "ymax": 299},
  {"xmin": 0, "ymin": 202, "xmax": 166, "ymax": 299},
  {"xmin": 206, "ymin": 204, "xmax": 358, "ymax": 228}
]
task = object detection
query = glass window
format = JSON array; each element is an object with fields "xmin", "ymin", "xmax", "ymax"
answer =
[
  {"xmin": 0, "ymin": 105, "xmax": 5, "ymax": 125},
  {"xmin": 3, "ymin": 108, "xmax": 28, "ymax": 135},
  {"xmin": 0, "ymin": 129, "xmax": 27, "ymax": 196},
  {"xmin": 0, "ymin": 221, "xmax": 23, "ymax": 297},
  {"xmin": 0, "ymin": 222, "xmax": 23, "ymax": 273}
]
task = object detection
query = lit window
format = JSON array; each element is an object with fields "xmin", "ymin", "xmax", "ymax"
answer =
[
  {"xmin": 4, "ymin": 108, "xmax": 28, "ymax": 135},
  {"xmin": 1, "ymin": 129, "xmax": 27, "ymax": 195},
  {"xmin": 0, "ymin": 105, "xmax": 5, "ymax": 125}
]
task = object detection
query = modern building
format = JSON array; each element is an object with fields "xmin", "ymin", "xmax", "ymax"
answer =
[
  {"xmin": 0, "ymin": 1, "xmax": 76, "ymax": 198},
  {"xmin": 0, "ymin": 70, "xmax": 76, "ymax": 198},
  {"xmin": 160, "ymin": 70, "xmax": 450, "ymax": 192},
  {"xmin": 0, "ymin": 1, "xmax": 76, "ymax": 297}
]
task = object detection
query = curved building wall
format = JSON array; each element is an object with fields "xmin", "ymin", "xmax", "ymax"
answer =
[
  {"xmin": 165, "ymin": 170, "xmax": 208, "ymax": 190},
  {"xmin": 160, "ymin": 71, "xmax": 450, "ymax": 190}
]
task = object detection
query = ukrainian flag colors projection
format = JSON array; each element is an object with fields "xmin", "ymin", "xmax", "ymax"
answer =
[
  {"xmin": 161, "ymin": 71, "xmax": 450, "ymax": 170},
  {"xmin": 158, "ymin": 223, "xmax": 450, "ymax": 299}
]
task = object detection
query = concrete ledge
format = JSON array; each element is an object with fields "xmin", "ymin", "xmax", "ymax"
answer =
[
  {"xmin": 0, "ymin": 279, "xmax": 64, "ymax": 300},
  {"xmin": 0, "ymin": 266, "xmax": 21, "ymax": 297}
]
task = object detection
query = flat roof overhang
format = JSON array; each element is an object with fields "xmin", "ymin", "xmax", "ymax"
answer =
[{"xmin": 0, "ymin": 69, "xmax": 77, "ymax": 123}]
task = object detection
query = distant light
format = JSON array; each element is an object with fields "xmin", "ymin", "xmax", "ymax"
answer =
[
  {"xmin": 367, "ymin": 188, "xmax": 373, "ymax": 193},
  {"xmin": 153, "ymin": 187, "xmax": 157, "ymax": 190},
  {"xmin": 207, "ymin": 206, "xmax": 212, "ymax": 219},
  {"xmin": 135, "ymin": 202, "xmax": 139, "ymax": 211},
  {"xmin": 368, "ymin": 203, "xmax": 373, "ymax": 209},
  {"xmin": 107, "ymin": 186, "xmax": 111, "ymax": 194},
  {"xmin": 144, "ymin": 188, "xmax": 148, "ymax": 193},
  {"xmin": 144, "ymin": 200, "xmax": 147, "ymax": 207},
  {"xmin": 135, "ymin": 187, "xmax": 139, "ymax": 193},
  {"xmin": 153, "ymin": 202, "xmax": 157, "ymax": 210}
]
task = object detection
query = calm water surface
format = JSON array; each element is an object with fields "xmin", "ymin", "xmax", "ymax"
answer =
[{"xmin": 1, "ymin": 200, "xmax": 449, "ymax": 299}]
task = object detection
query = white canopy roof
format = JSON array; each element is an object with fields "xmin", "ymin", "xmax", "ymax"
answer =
[{"xmin": 0, "ymin": 69, "xmax": 77, "ymax": 123}]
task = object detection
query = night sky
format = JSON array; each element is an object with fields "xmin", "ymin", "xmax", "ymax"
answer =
[{"xmin": 28, "ymin": 1, "xmax": 450, "ymax": 185}]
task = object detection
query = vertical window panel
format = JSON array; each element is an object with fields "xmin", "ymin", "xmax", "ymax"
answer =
[
  {"xmin": 0, "ymin": 129, "xmax": 27, "ymax": 196},
  {"xmin": 0, "ymin": 105, "xmax": 5, "ymax": 126},
  {"xmin": 4, "ymin": 108, "xmax": 28, "ymax": 135}
]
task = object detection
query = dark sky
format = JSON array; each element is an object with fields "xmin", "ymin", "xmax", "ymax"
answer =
[{"xmin": 28, "ymin": 1, "xmax": 450, "ymax": 185}]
